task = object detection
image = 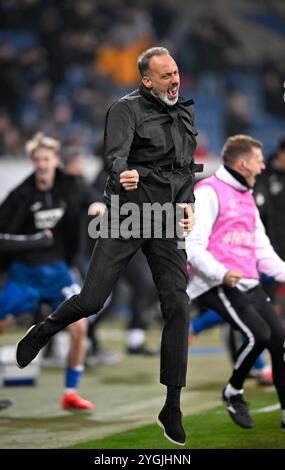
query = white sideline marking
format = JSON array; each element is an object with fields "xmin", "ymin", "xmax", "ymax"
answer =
[
  {"xmin": 214, "ymin": 403, "xmax": 280, "ymax": 416},
  {"xmin": 253, "ymin": 404, "xmax": 280, "ymax": 414}
]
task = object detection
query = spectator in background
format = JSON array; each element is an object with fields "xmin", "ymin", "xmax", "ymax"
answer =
[
  {"xmin": 150, "ymin": 0, "xmax": 177, "ymax": 41},
  {"xmin": 95, "ymin": 35, "xmax": 151, "ymax": 89},
  {"xmin": 95, "ymin": 6, "xmax": 153, "ymax": 89},
  {"xmin": 224, "ymin": 90, "xmax": 251, "ymax": 138},
  {"xmin": 0, "ymin": 41, "xmax": 24, "ymax": 124},
  {"xmin": 187, "ymin": 16, "xmax": 241, "ymax": 74},
  {"xmin": 0, "ymin": 110, "xmax": 23, "ymax": 156},
  {"xmin": 263, "ymin": 62, "xmax": 285, "ymax": 119}
]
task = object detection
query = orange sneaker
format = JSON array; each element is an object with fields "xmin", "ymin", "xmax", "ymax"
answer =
[
  {"xmin": 258, "ymin": 368, "xmax": 273, "ymax": 386},
  {"xmin": 62, "ymin": 392, "xmax": 94, "ymax": 409}
]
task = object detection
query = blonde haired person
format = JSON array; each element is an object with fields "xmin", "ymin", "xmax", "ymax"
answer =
[{"xmin": 0, "ymin": 133, "xmax": 97, "ymax": 409}]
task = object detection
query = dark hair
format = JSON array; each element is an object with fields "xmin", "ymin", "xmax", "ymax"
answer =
[
  {"xmin": 60, "ymin": 146, "xmax": 81, "ymax": 166},
  {"xmin": 222, "ymin": 135, "xmax": 263, "ymax": 166},
  {"xmin": 137, "ymin": 47, "xmax": 170, "ymax": 76}
]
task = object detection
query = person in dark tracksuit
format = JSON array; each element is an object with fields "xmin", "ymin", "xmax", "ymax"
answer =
[
  {"xmin": 16, "ymin": 47, "xmax": 201, "ymax": 445},
  {"xmin": 0, "ymin": 134, "xmax": 96, "ymax": 409},
  {"xmin": 255, "ymin": 137, "xmax": 285, "ymax": 303},
  {"xmin": 187, "ymin": 135, "xmax": 285, "ymax": 431}
]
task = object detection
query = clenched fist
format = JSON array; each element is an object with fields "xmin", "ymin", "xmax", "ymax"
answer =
[{"xmin": 120, "ymin": 169, "xmax": 139, "ymax": 191}]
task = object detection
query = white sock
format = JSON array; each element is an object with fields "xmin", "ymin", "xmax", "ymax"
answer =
[
  {"xmin": 73, "ymin": 365, "xmax": 84, "ymax": 372},
  {"xmin": 126, "ymin": 329, "xmax": 145, "ymax": 348},
  {"xmin": 224, "ymin": 384, "xmax": 244, "ymax": 398},
  {"xmin": 282, "ymin": 409, "xmax": 285, "ymax": 423}
]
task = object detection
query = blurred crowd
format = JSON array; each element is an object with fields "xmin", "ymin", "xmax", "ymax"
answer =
[
  {"xmin": 0, "ymin": 2, "xmax": 285, "ymax": 415},
  {"xmin": 0, "ymin": 0, "xmax": 284, "ymax": 157}
]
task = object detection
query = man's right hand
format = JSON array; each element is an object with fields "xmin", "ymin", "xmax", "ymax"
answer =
[
  {"xmin": 223, "ymin": 270, "xmax": 243, "ymax": 288},
  {"xmin": 119, "ymin": 169, "xmax": 139, "ymax": 191}
]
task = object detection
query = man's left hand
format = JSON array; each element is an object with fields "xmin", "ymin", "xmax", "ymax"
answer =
[{"xmin": 178, "ymin": 203, "xmax": 195, "ymax": 235}]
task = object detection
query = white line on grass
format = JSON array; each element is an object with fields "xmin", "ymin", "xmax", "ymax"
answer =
[
  {"xmin": 213, "ymin": 403, "xmax": 280, "ymax": 416},
  {"xmin": 253, "ymin": 404, "xmax": 280, "ymax": 414}
]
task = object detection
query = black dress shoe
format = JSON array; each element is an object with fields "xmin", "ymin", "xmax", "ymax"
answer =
[
  {"xmin": 157, "ymin": 405, "xmax": 186, "ymax": 446},
  {"xmin": 127, "ymin": 344, "xmax": 159, "ymax": 356},
  {"xmin": 16, "ymin": 324, "xmax": 50, "ymax": 369}
]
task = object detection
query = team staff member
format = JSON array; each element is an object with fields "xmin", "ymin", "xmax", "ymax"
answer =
[
  {"xmin": 255, "ymin": 137, "xmax": 285, "ymax": 302},
  {"xmin": 186, "ymin": 135, "xmax": 285, "ymax": 431}
]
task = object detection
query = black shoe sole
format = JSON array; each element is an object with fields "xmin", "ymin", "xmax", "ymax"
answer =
[
  {"xmin": 157, "ymin": 416, "xmax": 186, "ymax": 446},
  {"xmin": 15, "ymin": 325, "xmax": 36, "ymax": 369}
]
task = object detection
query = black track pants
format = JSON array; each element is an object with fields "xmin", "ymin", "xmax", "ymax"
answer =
[{"xmin": 198, "ymin": 285, "xmax": 285, "ymax": 407}]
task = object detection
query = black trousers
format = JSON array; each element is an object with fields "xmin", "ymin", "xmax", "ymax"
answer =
[
  {"xmin": 123, "ymin": 250, "xmax": 159, "ymax": 330},
  {"xmin": 198, "ymin": 285, "xmax": 285, "ymax": 407},
  {"xmin": 44, "ymin": 236, "xmax": 190, "ymax": 386}
]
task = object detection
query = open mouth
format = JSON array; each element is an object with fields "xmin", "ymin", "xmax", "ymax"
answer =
[{"xmin": 167, "ymin": 87, "xmax": 177, "ymax": 99}]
